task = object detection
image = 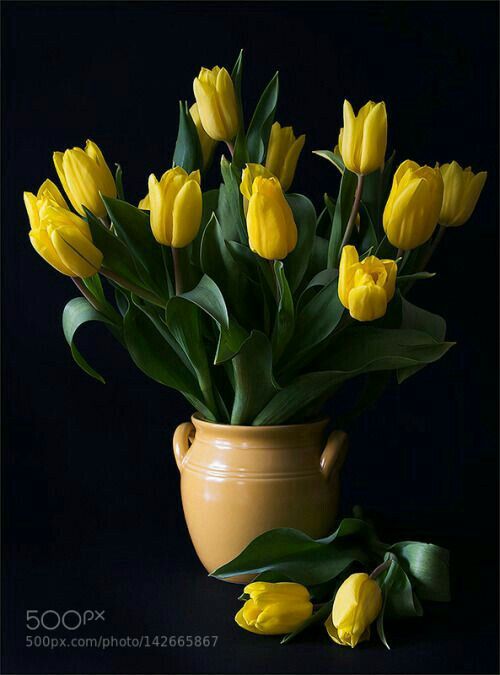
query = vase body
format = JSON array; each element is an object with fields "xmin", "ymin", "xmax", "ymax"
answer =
[{"xmin": 173, "ymin": 415, "xmax": 348, "ymax": 576}]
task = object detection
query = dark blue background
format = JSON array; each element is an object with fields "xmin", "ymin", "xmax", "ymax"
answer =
[{"xmin": 2, "ymin": 1, "xmax": 498, "ymax": 673}]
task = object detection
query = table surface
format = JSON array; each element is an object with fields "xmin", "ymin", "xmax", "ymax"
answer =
[{"xmin": 3, "ymin": 512, "xmax": 498, "ymax": 675}]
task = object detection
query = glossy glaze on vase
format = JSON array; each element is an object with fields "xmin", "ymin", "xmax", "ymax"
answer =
[{"xmin": 173, "ymin": 415, "xmax": 348, "ymax": 575}]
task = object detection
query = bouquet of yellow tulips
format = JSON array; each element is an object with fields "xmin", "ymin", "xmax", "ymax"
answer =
[{"xmin": 24, "ymin": 51, "xmax": 486, "ymax": 425}]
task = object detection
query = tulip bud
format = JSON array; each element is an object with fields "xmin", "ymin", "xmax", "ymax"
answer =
[
  {"xmin": 53, "ymin": 140, "xmax": 116, "ymax": 218},
  {"xmin": 338, "ymin": 100, "xmax": 387, "ymax": 176},
  {"xmin": 189, "ymin": 102, "xmax": 218, "ymax": 168},
  {"xmin": 438, "ymin": 161, "xmax": 487, "ymax": 227},
  {"xmin": 193, "ymin": 66, "xmax": 239, "ymax": 142},
  {"xmin": 148, "ymin": 167, "xmax": 202, "ymax": 248},
  {"xmin": 338, "ymin": 245, "xmax": 397, "ymax": 322},
  {"xmin": 383, "ymin": 160, "xmax": 444, "ymax": 250},
  {"xmin": 24, "ymin": 188, "xmax": 102, "ymax": 278},
  {"xmin": 265, "ymin": 122, "xmax": 305, "ymax": 192},
  {"xmin": 246, "ymin": 176, "xmax": 298, "ymax": 260},
  {"xmin": 235, "ymin": 582, "xmax": 313, "ymax": 635},
  {"xmin": 325, "ymin": 573, "xmax": 382, "ymax": 648}
]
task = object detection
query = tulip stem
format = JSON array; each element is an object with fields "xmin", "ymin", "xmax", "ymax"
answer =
[
  {"xmin": 338, "ymin": 173, "xmax": 365, "ymax": 264},
  {"xmin": 225, "ymin": 141, "xmax": 235, "ymax": 158},
  {"xmin": 71, "ymin": 277, "xmax": 101, "ymax": 312},
  {"xmin": 396, "ymin": 248, "xmax": 404, "ymax": 260},
  {"xmin": 100, "ymin": 269, "xmax": 165, "ymax": 308},
  {"xmin": 171, "ymin": 247, "xmax": 184, "ymax": 296}
]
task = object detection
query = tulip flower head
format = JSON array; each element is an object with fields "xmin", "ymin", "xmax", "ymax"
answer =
[
  {"xmin": 193, "ymin": 66, "xmax": 239, "ymax": 142},
  {"xmin": 53, "ymin": 140, "xmax": 116, "ymax": 218},
  {"xmin": 325, "ymin": 573, "xmax": 382, "ymax": 648},
  {"xmin": 438, "ymin": 161, "xmax": 487, "ymax": 227},
  {"xmin": 235, "ymin": 582, "xmax": 313, "ymax": 635},
  {"xmin": 189, "ymin": 102, "xmax": 218, "ymax": 169},
  {"xmin": 338, "ymin": 245, "xmax": 397, "ymax": 322},
  {"xmin": 246, "ymin": 176, "xmax": 298, "ymax": 260},
  {"xmin": 24, "ymin": 182, "xmax": 103, "ymax": 278},
  {"xmin": 240, "ymin": 163, "xmax": 275, "ymax": 215},
  {"xmin": 383, "ymin": 160, "xmax": 444, "ymax": 250},
  {"xmin": 265, "ymin": 122, "xmax": 305, "ymax": 192},
  {"xmin": 148, "ymin": 166, "xmax": 202, "ymax": 248},
  {"xmin": 338, "ymin": 100, "xmax": 387, "ymax": 176}
]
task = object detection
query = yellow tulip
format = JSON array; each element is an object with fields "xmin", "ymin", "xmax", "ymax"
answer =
[
  {"xmin": 24, "ymin": 187, "xmax": 102, "ymax": 278},
  {"xmin": 148, "ymin": 166, "xmax": 202, "ymax": 247},
  {"xmin": 53, "ymin": 140, "xmax": 116, "ymax": 218},
  {"xmin": 235, "ymin": 582, "xmax": 313, "ymax": 635},
  {"xmin": 383, "ymin": 160, "xmax": 444, "ymax": 250},
  {"xmin": 325, "ymin": 573, "xmax": 382, "ymax": 648},
  {"xmin": 265, "ymin": 122, "xmax": 305, "ymax": 191},
  {"xmin": 246, "ymin": 176, "xmax": 298, "ymax": 260},
  {"xmin": 193, "ymin": 66, "xmax": 239, "ymax": 142},
  {"xmin": 338, "ymin": 100, "xmax": 387, "ymax": 176},
  {"xmin": 338, "ymin": 245, "xmax": 397, "ymax": 322},
  {"xmin": 190, "ymin": 102, "xmax": 218, "ymax": 168},
  {"xmin": 438, "ymin": 161, "xmax": 487, "ymax": 227}
]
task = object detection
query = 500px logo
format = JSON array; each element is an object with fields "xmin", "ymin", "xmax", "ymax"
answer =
[{"xmin": 26, "ymin": 610, "xmax": 106, "ymax": 631}]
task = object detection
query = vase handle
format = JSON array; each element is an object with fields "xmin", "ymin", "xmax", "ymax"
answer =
[
  {"xmin": 173, "ymin": 421, "xmax": 195, "ymax": 473},
  {"xmin": 320, "ymin": 430, "xmax": 348, "ymax": 482}
]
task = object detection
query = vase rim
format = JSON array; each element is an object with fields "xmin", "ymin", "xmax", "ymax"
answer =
[{"xmin": 191, "ymin": 413, "xmax": 330, "ymax": 434}]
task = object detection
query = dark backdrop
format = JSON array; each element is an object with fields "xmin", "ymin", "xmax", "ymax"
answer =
[{"xmin": 2, "ymin": 2, "xmax": 498, "ymax": 674}]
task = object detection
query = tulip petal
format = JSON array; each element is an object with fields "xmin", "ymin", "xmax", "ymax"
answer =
[
  {"xmin": 348, "ymin": 284, "xmax": 387, "ymax": 322},
  {"xmin": 29, "ymin": 229, "xmax": 74, "ymax": 276},
  {"xmin": 50, "ymin": 226, "xmax": 103, "ymax": 278},
  {"xmin": 23, "ymin": 192, "xmax": 40, "ymax": 229},
  {"xmin": 172, "ymin": 179, "xmax": 202, "ymax": 248}
]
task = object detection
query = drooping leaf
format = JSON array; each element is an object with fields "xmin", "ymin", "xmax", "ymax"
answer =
[
  {"xmin": 211, "ymin": 518, "xmax": 376, "ymax": 585},
  {"xmin": 312, "ymin": 149, "xmax": 345, "ymax": 174},
  {"xmin": 246, "ymin": 71, "xmax": 279, "ymax": 163},
  {"xmin": 62, "ymin": 297, "xmax": 119, "ymax": 383},
  {"xmin": 389, "ymin": 541, "xmax": 450, "ymax": 602}
]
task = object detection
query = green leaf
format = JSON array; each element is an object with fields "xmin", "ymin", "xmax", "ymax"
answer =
[
  {"xmin": 327, "ymin": 169, "xmax": 357, "ymax": 268},
  {"xmin": 306, "ymin": 235, "xmax": 330, "ymax": 279},
  {"xmin": 376, "ymin": 555, "xmax": 399, "ymax": 649},
  {"xmin": 379, "ymin": 555, "xmax": 423, "ymax": 619},
  {"xmin": 102, "ymin": 196, "xmax": 169, "ymax": 298},
  {"xmin": 312, "ymin": 149, "xmax": 345, "ymax": 174},
  {"xmin": 231, "ymin": 49, "xmax": 244, "ymax": 134},
  {"xmin": 62, "ymin": 297, "xmax": 118, "ymax": 383},
  {"xmin": 272, "ymin": 261, "xmax": 295, "ymax": 362},
  {"xmin": 123, "ymin": 298, "xmax": 212, "ymax": 416},
  {"xmin": 256, "ymin": 327, "xmax": 454, "ymax": 425},
  {"xmin": 218, "ymin": 157, "xmax": 247, "ymax": 242},
  {"xmin": 247, "ymin": 71, "xmax": 279, "ymax": 163},
  {"xmin": 84, "ymin": 207, "xmax": 145, "ymax": 288},
  {"xmin": 175, "ymin": 274, "xmax": 229, "ymax": 330},
  {"xmin": 397, "ymin": 298, "xmax": 447, "ymax": 383},
  {"xmin": 397, "ymin": 271, "xmax": 436, "ymax": 283},
  {"xmin": 211, "ymin": 517, "xmax": 375, "ymax": 585},
  {"xmin": 232, "ymin": 131, "xmax": 249, "ymax": 169},
  {"xmin": 214, "ymin": 316, "xmax": 249, "ymax": 365},
  {"xmin": 389, "ymin": 541, "xmax": 450, "ymax": 602},
  {"xmin": 284, "ymin": 193, "xmax": 317, "ymax": 293},
  {"xmin": 230, "ymin": 331, "xmax": 278, "ymax": 425},
  {"xmin": 281, "ymin": 277, "xmax": 344, "ymax": 377},
  {"xmin": 165, "ymin": 295, "xmax": 218, "ymax": 420},
  {"xmin": 297, "ymin": 268, "xmax": 338, "ymax": 313},
  {"xmin": 173, "ymin": 100, "xmax": 202, "ymax": 173},
  {"xmin": 115, "ymin": 163, "xmax": 124, "ymax": 200}
]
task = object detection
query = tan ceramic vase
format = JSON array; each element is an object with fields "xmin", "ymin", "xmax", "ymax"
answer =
[{"xmin": 173, "ymin": 415, "xmax": 348, "ymax": 577}]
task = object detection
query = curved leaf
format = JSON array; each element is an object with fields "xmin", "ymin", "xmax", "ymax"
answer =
[
  {"xmin": 247, "ymin": 71, "xmax": 279, "ymax": 163},
  {"xmin": 284, "ymin": 193, "xmax": 317, "ymax": 293},
  {"xmin": 272, "ymin": 262, "xmax": 294, "ymax": 362},
  {"xmin": 62, "ymin": 297, "xmax": 118, "ymax": 383}
]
